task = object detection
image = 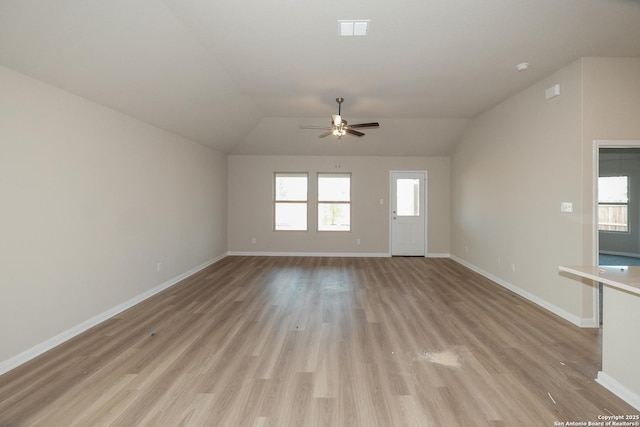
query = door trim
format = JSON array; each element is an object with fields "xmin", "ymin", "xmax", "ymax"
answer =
[{"xmin": 389, "ymin": 170, "xmax": 428, "ymax": 257}]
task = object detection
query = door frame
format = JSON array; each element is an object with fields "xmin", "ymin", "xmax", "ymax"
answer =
[
  {"xmin": 593, "ymin": 140, "xmax": 640, "ymax": 325},
  {"xmin": 389, "ymin": 170, "xmax": 428, "ymax": 257}
]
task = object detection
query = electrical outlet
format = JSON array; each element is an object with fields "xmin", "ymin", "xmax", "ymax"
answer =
[
  {"xmin": 251, "ymin": 237, "xmax": 257, "ymax": 244},
  {"xmin": 156, "ymin": 262, "xmax": 162, "ymax": 272},
  {"xmin": 356, "ymin": 239, "xmax": 361, "ymax": 245}
]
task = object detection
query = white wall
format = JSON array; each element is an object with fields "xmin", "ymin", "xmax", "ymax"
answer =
[
  {"xmin": 0, "ymin": 66, "xmax": 228, "ymax": 366},
  {"xmin": 451, "ymin": 59, "xmax": 588, "ymax": 324},
  {"xmin": 227, "ymin": 155, "xmax": 450, "ymax": 256},
  {"xmin": 451, "ymin": 57, "xmax": 640, "ymax": 407},
  {"xmin": 582, "ymin": 57, "xmax": 640, "ymax": 264},
  {"xmin": 581, "ymin": 58, "xmax": 640, "ymax": 407}
]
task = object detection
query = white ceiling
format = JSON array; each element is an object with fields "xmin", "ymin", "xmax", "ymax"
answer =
[{"xmin": 1, "ymin": 0, "xmax": 640, "ymax": 156}]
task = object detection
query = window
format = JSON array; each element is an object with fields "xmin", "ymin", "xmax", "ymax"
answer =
[
  {"xmin": 598, "ymin": 176, "xmax": 629, "ymax": 232},
  {"xmin": 396, "ymin": 178, "xmax": 421, "ymax": 216},
  {"xmin": 318, "ymin": 173, "xmax": 351, "ymax": 231},
  {"xmin": 274, "ymin": 173, "xmax": 308, "ymax": 231}
]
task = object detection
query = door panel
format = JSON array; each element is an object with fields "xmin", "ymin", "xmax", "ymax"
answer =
[{"xmin": 391, "ymin": 171, "xmax": 426, "ymax": 256}]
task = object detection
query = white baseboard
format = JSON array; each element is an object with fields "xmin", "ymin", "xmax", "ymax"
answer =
[
  {"xmin": 227, "ymin": 251, "xmax": 451, "ymax": 258},
  {"xmin": 599, "ymin": 250, "xmax": 640, "ymax": 259},
  {"xmin": 0, "ymin": 254, "xmax": 226, "ymax": 376},
  {"xmin": 427, "ymin": 252, "xmax": 450, "ymax": 258},
  {"xmin": 597, "ymin": 371, "xmax": 640, "ymax": 411},
  {"xmin": 449, "ymin": 255, "xmax": 595, "ymax": 328},
  {"xmin": 227, "ymin": 251, "xmax": 390, "ymax": 257}
]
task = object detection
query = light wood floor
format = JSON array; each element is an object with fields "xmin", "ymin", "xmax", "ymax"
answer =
[{"xmin": 1, "ymin": 256, "xmax": 637, "ymax": 426}]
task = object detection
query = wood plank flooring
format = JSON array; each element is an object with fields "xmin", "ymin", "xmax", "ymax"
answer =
[{"xmin": 1, "ymin": 256, "xmax": 637, "ymax": 426}]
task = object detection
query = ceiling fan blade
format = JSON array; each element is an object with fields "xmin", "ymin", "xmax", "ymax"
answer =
[
  {"xmin": 346, "ymin": 129, "xmax": 365, "ymax": 137},
  {"xmin": 299, "ymin": 125, "xmax": 331, "ymax": 129},
  {"xmin": 318, "ymin": 130, "xmax": 333, "ymax": 138},
  {"xmin": 347, "ymin": 122, "xmax": 380, "ymax": 129},
  {"xmin": 332, "ymin": 114, "xmax": 342, "ymax": 126}
]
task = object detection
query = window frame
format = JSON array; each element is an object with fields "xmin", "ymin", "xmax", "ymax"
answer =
[
  {"xmin": 317, "ymin": 172, "xmax": 352, "ymax": 232},
  {"xmin": 273, "ymin": 172, "xmax": 308, "ymax": 231}
]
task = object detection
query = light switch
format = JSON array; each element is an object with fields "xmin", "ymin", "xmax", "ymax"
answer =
[{"xmin": 561, "ymin": 202, "xmax": 573, "ymax": 213}]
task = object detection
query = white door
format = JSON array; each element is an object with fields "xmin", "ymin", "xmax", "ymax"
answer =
[{"xmin": 391, "ymin": 171, "xmax": 426, "ymax": 256}]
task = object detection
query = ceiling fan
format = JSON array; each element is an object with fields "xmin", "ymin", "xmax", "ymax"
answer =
[{"xmin": 300, "ymin": 97, "xmax": 380, "ymax": 139}]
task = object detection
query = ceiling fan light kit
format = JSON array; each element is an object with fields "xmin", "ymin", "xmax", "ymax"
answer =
[{"xmin": 301, "ymin": 97, "xmax": 379, "ymax": 140}]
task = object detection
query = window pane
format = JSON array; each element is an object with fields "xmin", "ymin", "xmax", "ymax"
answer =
[
  {"xmin": 598, "ymin": 176, "xmax": 629, "ymax": 232},
  {"xmin": 599, "ymin": 176, "xmax": 628, "ymax": 203},
  {"xmin": 318, "ymin": 174, "xmax": 350, "ymax": 201},
  {"xmin": 396, "ymin": 179, "xmax": 420, "ymax": 216},
  {"xmin": 598, "ymin": 205, "xmax": 628, "ymax": 232},
  {"xmin": 275, "ymin": 203, "xmax": 307, "ymax": 230},
  {"xmin": 275, "ymin": 174, "xmax": 308, "ymax": 201},
  {"xmin": 318, "ymin": 203, "xmax": 350, "ymax": 231}
]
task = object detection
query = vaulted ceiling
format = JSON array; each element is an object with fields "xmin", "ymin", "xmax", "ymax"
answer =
[{"xmin": 2, "ymin": 0, "xmax": 640, "ymax": 156}]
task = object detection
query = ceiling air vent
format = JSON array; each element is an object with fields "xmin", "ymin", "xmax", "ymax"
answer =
[{"xmin": 339, "ymin": 20, "xmax": 370, "ymax": 36}]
